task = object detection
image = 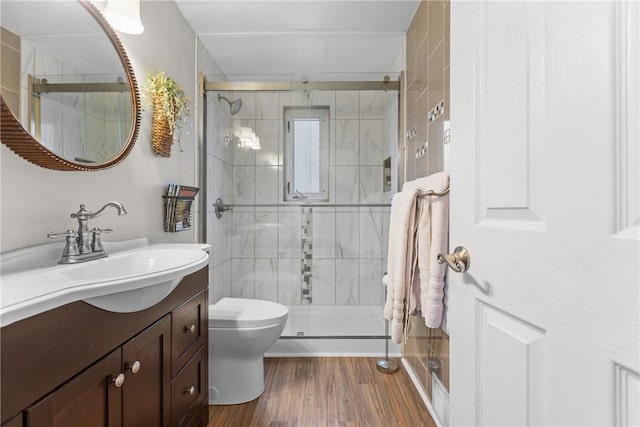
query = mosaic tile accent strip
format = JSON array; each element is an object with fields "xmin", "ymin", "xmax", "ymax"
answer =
[
  {"xmin": 301, "ymin": 207, "xmax": 313, "ymax": 304},
  {"xmin": 416, "ymin": 141, "xmax": 429, "ymax": 159},
  {"xmin": 428, "ymin": 100, "xmax": 445, "ymax": 122}
]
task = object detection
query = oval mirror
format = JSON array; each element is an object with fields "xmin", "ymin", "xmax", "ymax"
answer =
[{"xmin": 0, "ymin": 0, "xmax": 140, "ymax": 171}]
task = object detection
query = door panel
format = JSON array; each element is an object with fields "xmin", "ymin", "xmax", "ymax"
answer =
[
  {"xmin": 479, "ymin": 2, "xmax": 544, "ymax": 222},
  {"xmin": 450, "ymin": 1, "xmax": 639, "ymax": 426},
  {"xmin": 615, "ymin": 365, "xmax": 640, "ymax": 426},
  {"xmin": 25, "ymin": 349, "xmax": 121, "ymax": 427},
  {"xmin": 615, "ymin": 2, "xmax": 640, "ymax": 239},
  {"xmin": 476, "ymin": 302, "xmax": 545, "ymax": 427},
  {"xmin": 122, "ymin": 315, "xmax": 171, "ymax": 427}
]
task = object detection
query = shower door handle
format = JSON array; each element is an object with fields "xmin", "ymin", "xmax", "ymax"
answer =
[{"xmin": 437, "ymin": 246, "xmax": 470, "ymax": 273}]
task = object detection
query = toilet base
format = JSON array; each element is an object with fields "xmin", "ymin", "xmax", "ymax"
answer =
[{"xmin": 209, "ymin": 354, "xmax": 265, "ymax": 405}]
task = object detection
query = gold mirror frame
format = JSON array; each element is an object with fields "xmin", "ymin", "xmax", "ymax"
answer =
[{"xmin": 0, "ymin": 0, "xmax": 140, "ymax": 171}]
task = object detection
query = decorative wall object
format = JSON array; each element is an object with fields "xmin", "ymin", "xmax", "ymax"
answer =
[
  {"xmin": 144, "ymin": 71, "xmax": 190, "ymax": 157},
  {"xmin": 163, "ymin": 184, "xmax": 199, "ymax": 232}
]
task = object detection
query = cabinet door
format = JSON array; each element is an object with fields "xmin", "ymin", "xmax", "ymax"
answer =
[
  {"xmin": 2, "ymin": 413, "xmax": 23, "ymax": 427},
  {"xmin": 25, "ymin": 349, "xmax": 122, "ymax": 427},
  {"xmin": 122, "ymin": 314, "xmax": 171, "ymax": 427}
]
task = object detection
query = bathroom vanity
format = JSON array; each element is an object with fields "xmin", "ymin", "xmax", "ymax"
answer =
[{"xmin": 0, "ymin": 262, "xmax": 209, "ymax": 427}]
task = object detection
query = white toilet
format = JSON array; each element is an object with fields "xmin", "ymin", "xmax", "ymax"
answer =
[{"xmin": 208, "ymin": 297, "xmax": 288, "ymax": 405}]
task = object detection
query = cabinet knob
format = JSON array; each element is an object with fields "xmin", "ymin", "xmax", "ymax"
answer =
[
  {"xmin": 184, "ymin": 324, "xmax": 196, "ymax": 334},
  {"xmin": 126, "ymin": 360, "xmax": 141, "ymax": 374},
  {"xmin": 111, "ymin": 373, "xmax": 125, "ymax": 388},
  {"xmin": 185, "ymin": 386, "xmax": 196, "ymax": 395}
]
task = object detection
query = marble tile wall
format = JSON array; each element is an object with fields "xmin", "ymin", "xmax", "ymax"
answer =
[
  {"xmin": 201, "ymin": 46, "xmax": 234, "ymax": 305},
  {"xmin": 16, "ymin": 42, "xmax": 128, "ymax": 163},
  {"xmin": 210, "ymin": 88, "xmax": 398, "ymax": 307}
]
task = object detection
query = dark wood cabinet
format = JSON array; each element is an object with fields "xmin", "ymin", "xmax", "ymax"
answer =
[
  {"xmin": 171, "ymin": 292, "xmax": 207, "ymax": 377},
  {"xmin": 122, "ymin": 315, "xmax": 172, "ymax": 427},
  {"xmin": 25, "ymin": 349, "xmax": 122, "ymax": 427},
  {"xmin": 171, "ymin": 347, "xmax": 207, "ymax": 427},
  {"xmin": 1, "ymin": 414, "xmax": 22, "ymax": 427},
  {"xmin": 1, "ymin": 266, "xmax": 209, "ymax": 427}
]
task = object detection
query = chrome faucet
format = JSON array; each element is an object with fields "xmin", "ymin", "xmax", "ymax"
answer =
[{"xmin": 48, "ymin": 201, "xmax": 127, "ymax": 264}]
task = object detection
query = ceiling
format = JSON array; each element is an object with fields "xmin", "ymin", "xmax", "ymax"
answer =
[{"xmin": 174, "ymin": 0, "xmax": 420, "ymax": 81}]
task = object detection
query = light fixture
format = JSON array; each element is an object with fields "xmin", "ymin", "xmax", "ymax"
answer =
[{"xmin": 103, "ymin": 0, "xmax": 144, "ymax": 35}]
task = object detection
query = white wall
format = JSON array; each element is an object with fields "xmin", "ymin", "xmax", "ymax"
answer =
[{"xmin": 0, "ymin": 1, "xmax": 200, "ymax": 252}]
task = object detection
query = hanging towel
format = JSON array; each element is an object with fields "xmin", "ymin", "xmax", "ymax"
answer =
[
  {"xmin": 383, "ymin": 188, "xmax": 421, "ymax": 344},
  {"xmin": 404, "ymin": 171, "xmax": 450, "ymax": 329}
]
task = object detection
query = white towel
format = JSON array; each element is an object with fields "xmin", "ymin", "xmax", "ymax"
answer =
[
  {"xmin": 404, "ymin": 171, "xmax": 450, "ymax": 328},
  {"xmin": 383, "ymin": 188, "xmax": 420, "ymax": 343}
]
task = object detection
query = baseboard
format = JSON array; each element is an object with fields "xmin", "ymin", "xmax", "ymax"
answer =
[
  {"xmin": 266, "ymin": 337, "xmax": 402, "ymax": 357},
  {"xmin": 401, "ymin": 357, "xmax": 445, "ymax": 427}
]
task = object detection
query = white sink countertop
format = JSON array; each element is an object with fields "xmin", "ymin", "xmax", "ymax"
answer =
[{"xmin": 0, "ymin": 238, "xmax": 211, "ymax": 328}]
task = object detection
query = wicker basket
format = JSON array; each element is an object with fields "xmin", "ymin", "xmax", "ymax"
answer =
[{"xmin": 151, "ymin": 95, "xmax": 173, "ymax": 157}]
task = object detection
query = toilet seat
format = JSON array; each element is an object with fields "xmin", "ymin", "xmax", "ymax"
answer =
[{"xmin": 209, "ymin": 298, "xmax": 288, "ymax": 329}]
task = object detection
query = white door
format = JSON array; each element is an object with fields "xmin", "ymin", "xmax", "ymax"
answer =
[{"xmin": 448, "ymin": 2, "xmax": 639, "ymax": 426}]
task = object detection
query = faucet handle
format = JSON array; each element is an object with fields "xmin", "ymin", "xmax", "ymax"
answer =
[
  {"xmin": 91, "ymin": 227, "xmax": 113, "ymax": 234},
  {"xmin": 47, "ymin": 230, "xmax": 80, "ymax": 259},
  {"xmin": 90, "ymin": 228, "xmax": 112, "ymax": 252},
  {"xmin": 47, "ymin": 230, "xmax": 77, "ymax": 239}
]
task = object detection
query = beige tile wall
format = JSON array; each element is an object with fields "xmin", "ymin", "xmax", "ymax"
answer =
[
  {"xmin": 0, "ymin": 27, "xmax": 21, "ymax": 114},
  {"xmin": 402, "ymin": 0, "xmax": 450, "ymax": 399},
  {"xmin": 1, "ymin": 27, "xmax": 21, "ymax": 114}
]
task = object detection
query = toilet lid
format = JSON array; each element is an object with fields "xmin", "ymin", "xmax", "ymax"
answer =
[{"xmin": 209, "ymin": 298, "xmax": 288, "ymax": 328}]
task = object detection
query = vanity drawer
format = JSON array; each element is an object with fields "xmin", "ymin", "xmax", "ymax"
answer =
[
  {"xmin": 171, "ymin": 347, "xmax": 206, "ymax": 427},
  {"xmin": 172, "ymin": 290, "xmax": 207, "ymax": 376}
]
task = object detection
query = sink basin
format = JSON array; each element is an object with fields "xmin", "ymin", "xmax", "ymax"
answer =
[{"xmin": 0, "ymin": 240, "xmax": 210, "ymax": 327}]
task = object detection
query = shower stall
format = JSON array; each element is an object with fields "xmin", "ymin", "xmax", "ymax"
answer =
[{"xmin": 203, "ymin": 78, "xmax": 401, "ymax": 356}]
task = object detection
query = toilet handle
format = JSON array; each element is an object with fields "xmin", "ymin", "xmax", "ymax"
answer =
[{"xmin": 184, "ymin": 324, "xmax": 196, "ymax": 334}]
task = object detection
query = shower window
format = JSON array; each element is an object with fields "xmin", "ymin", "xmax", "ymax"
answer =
[{"xmin": 283, "ymin": 106, "xmax": 330, "ymax": 201}]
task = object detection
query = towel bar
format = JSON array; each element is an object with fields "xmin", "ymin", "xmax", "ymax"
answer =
[
  {"xmin": 390, "ymin": 186, "xmax": 450, "ymax": 201},
  {"xmin": 418, "ymin": 186, "xmax": 450, "ymax": 197}
]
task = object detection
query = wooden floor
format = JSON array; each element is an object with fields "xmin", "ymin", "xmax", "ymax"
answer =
[{"xmin": 207, "ymin": 357, "xmax": 437, "ymax": 427}]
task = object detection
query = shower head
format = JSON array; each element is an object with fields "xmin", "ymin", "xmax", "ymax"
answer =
[{"xmin": 218, "ymin": 94, "xmax": 242, "ymax": 116}]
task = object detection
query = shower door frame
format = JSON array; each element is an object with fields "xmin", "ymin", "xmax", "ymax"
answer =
[{"xmin": 201, "ymin": 79, "xmax": 402, "ymax": 348}]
